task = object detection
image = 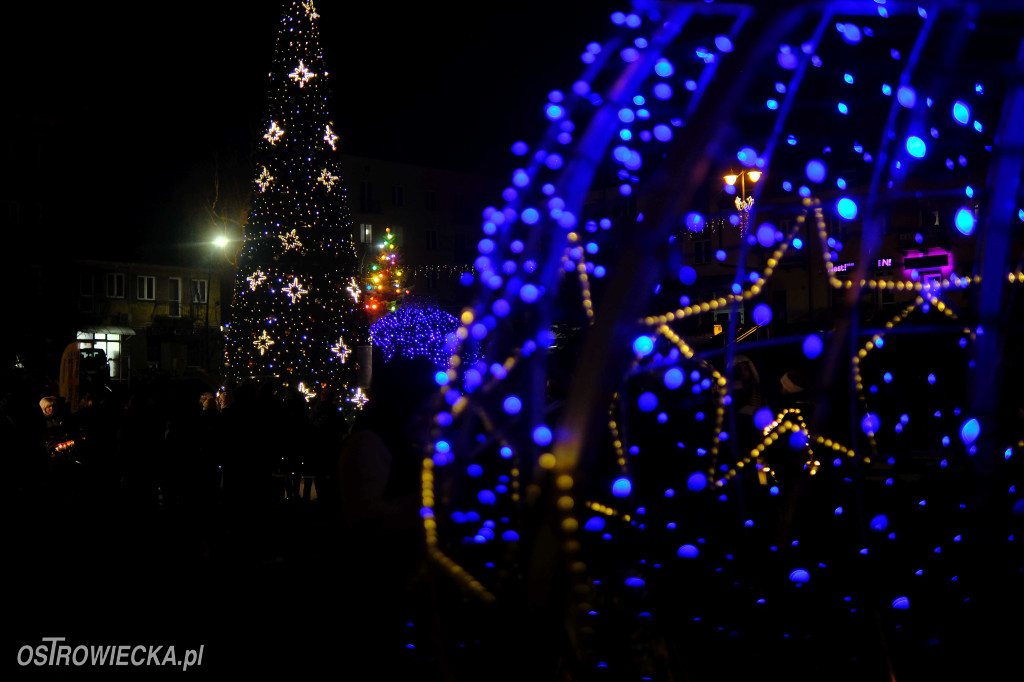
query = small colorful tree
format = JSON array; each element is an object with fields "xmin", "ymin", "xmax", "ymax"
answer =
[{"xmin": 363, "ymin": 226, "xmax": 408, "ymax": 321}]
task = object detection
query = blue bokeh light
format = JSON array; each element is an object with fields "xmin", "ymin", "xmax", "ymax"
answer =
[
  {"xmin": 789, "ymin": 569, "xmax": 810, "ymax": 584},
  {"xmin": 906, "ymin": 136, "xmax": 927, "ymax": 158},
  {"xmin": 954, "ymin": 207, "xmax": 976, "ymax": 236},
  {"xmin": 612, "ymin": 477, "xmax": 633, "ymax": 497},
  {"xmin": 753, "ymin": 303, "xmax": 773, "ymax": 326},
  {"xmin": 960, "ymin": 418, "xmax": 980, "ymax": 445},
  {"xmin": 633, "ymin": 335, "xmax": 655, "ymax": 357},
  {"xmin": 677, "ymin": 544, "xmax": 699, "ymax": 559},
  {"xmin": 805, "ymin": 159, "xmax": 827, "ymax": 183},
  {"xmin": 664, "ymin": 367, "xmax": 684, "ymax": 390},
  {"xmin": 803, "ymin": 334, "xmax": 824, "ymax": 359},
  {"xmin": 836, "ymin": 197, "xmax": 858, "ymax": 220},
  {"xmin": 637, "ymin": 392, "xmax": 658, "ymax": 412}
]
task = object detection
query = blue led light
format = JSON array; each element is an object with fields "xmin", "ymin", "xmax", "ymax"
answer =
[
  {"xmin": 684, "ymin": 212, "xmax": 705, "ymax": 232},
  {"xmin": 906, "ymin": 136, "xmax": 927, "ymax": 158},
  {"xmin": 897, "ymin": 85, "xmax": 917, "ymax": 108},
  {"xmin": 836, "ymin": 197, "xmax": 858, "ymax": 220},
  {"xmin": 686, "ymin": 472, "xmax": 707, "ymax": 492},
  {"xmin": 756, "ymin": 223, "xmax": 776, "ymax": 247},
  {"xmin": 840, "ymin": 23, "xmax": 862, "ymax": 44},
  {"xmin": 677, "ymin": 544, "xmax": 699, "ymax": 558},
  {"xmin": 960, "ymin": 418, "xmax": 980, "ymax": 445},
  {"xmin": 503, "ymin": 395, "xmax": 522, "ymax": 415},
  {"xmin": 663, "ymin": 367, "xmax": 684, "ymax": 390},
  {"xmin": 804, "ymin": 159, "xmax": 827, "ymax": 183},
  {"xmin": 520, "ymin": 284, "xmax": 540, "ymax": 303},
  {"xmin": 637, "ymin": 392, "xmax": 658, "ymax": 412},
  {"xmin": 736, "ymin": 147, "xmax": 758, "ymax": 167},
  {"xmin": 612, "ymin": 477, "xmax": 633, "ymax": 497},
  {"xmin": 789, "ymin": 569, "xmax": 810, "ymax": 584},
  {"xmin": 753, "ymin": 303, "xmax": 773, "ymax": 326},
  {"xmin": 892, "ymin": 597, "xmax": 910, "ymax": 610},
  {"xmin": 952, "ymin": 100, "xmax": 971, "ymax": 125},
  {"xmin": 532, "ymin": 425, "xmax": 553, "ymax": 446},
  {"xmin": 654, "ymin": 58, "xmax": 674, "ymax": 77},
  {"xmin": 955, "ymin": 207, "xmax": 976, "ymax": 235},
  {"xmin": 633, "ymin": 335, "xmax": 655, "ymax": 357},
  {"xmin": 678, "ymin": 266, "xmax": 697, "ymax": 285},
  {"xmin": 870, "ymin": 514, "xmax": 888, "ymax": 531},
  {"xmin": 861, "ymin": 413, "xmax": 881, "ymax": 435}
]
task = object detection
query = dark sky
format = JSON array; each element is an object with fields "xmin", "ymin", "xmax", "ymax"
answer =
[{"xmin": 5, "ymin": 1, "xmax": 621, "ymax": 254}]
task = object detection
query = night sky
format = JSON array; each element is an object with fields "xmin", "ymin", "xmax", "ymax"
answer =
[{"xmin": 5, "ymin": 1, "xmax": 620, "ymax": 256}]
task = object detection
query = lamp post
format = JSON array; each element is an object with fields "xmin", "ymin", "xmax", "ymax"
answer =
[
  {"xmin": 206, "ymin": 234, "xmax": 229, "ymax": 373},
  {"xmin": 724, "ymin": 170, "xmax": 762, "ymax": 237}
]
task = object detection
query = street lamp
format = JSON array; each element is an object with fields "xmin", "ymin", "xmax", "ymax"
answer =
[
  {"xmin": 205, "ymin": 234, "xmax": 229, "ymax": 373},
  {"xmin": 724, "ymin": 170, "xmax": 762, "ymax": 236}
]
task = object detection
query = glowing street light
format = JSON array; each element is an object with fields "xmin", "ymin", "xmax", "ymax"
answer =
[{"xmin": 724, "ymin": 170, "xmax": 762, "ymax": 236}]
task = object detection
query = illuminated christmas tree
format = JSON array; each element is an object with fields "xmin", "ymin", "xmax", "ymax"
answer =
[
  {"xmin": 224, "ymin": 0, "xmax": 366, "ymax": 398},
  {"xmin": 362, "ymin": 227, "xmax": 408, "ymax": 321}
]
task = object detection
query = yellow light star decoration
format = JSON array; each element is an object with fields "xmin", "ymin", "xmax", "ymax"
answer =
[
  {"xmin": 331, "ymin": 336, "xmax": 351, "ymax": 363},
  {"xmin": 346, "ymin": 277, "xmax": 361, "ymax": 303},
  {"xmin": 302, "ymin": 1, "xmax": 319, "ymax": 20},
  {"xmin": 256, "ymin": 166, "xmax": 274, "ymax": 192},
  {"xmin": 349, "ymin": 387, "xmax": 369, "ymax": 410},
  {"xmin": 324, "ymin": 124, "xmax": 338, "ymax": 151},
  {"xmin": 253, "ymin": 330, "xmax": 275, "ymax": 356},
  {"xmin": 263, "ymin": 120, "xmax": 284, "ymax": 146},
  {"xmin": 288, "ymin": 60, "xmax": 316, "ymax": 88},
  {"xmin": 279, "ymin": 230, "xmax": 303, "ymax": 251},
  {"xmin": 283, "ymin": 277, "xmax": 309, "ymax": 303},
  {"xmin": 318, "ymin": 167, "xmax": 339, "ymax": 192},
  {"xmin": 297, "ymin": 382, "xmax": 318, "ymax": 402},
  {"xmin": 246, "ymin": 269, "xmax": 267, "ymax": 291}
]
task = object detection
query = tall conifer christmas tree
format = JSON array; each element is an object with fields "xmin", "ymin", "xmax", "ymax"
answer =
[{"xmin": 224, "ymin": 0, "xmax": 366, "ymax": 400}]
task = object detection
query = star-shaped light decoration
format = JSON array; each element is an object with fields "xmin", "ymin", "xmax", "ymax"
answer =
[
  {"xmin": 256, "ymin": 166, "xmax": 274, "ymax": 192},
  {"xmin": 331, "ymin": 336, "xmax": 351, "ymax": 363},
  {"xmin": 279, "ymin": 229, "xmax": 303, "ymax": 251},
  {"xmin": 247, "ymin": 269, "xmax": 267, "ymax": 291},
  {"xmin": 289, "ymin": 60, "xmax": 316, "ymax": 88},
  {"xmin": 324, "ymin": 124, "xmax": 338, "ymax": 151},
  {"xmin": 297, "ymin": 382, "xmax": 318, "ymax": 402},
  {"xmin": 302, "ymin": 1, "xmax": 319, "ymax": 20},
  {"xmin": 346, "ymin": 277, "xmax": 361, "ymax": 303},
  {"xmin": 349, "ymin": 387, "xmax": 369, "ymax": 410},
  {"xmin": 318, "ymin": 167, "xmax": 339, "ymax": 192},
  {"xmin": 253, "ymin": 330, "xmax": 275, "ymax": 356},
  {"xmin": 263, "ymin": 120, "xmax": 284, "ymax": 146},
  {"xmin": 283, "ymin": 277, "xmax": 309, "ymax": 303}
]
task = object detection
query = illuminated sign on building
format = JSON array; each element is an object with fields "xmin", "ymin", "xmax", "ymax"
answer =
[
  {"xmin": 827, "ymin": 262, "xmax": 855, "ymax": 273},
  {"xmin": 902, "ymin": 249, "xmax": 953, "ymax": 282}
]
